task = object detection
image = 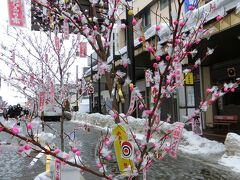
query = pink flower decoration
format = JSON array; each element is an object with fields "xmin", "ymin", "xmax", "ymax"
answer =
[
  {"xmin": 113, "ymin": 113, "xmax": 118, "ymax": 119},
  {"xmin": 156, "ymin": 56, "xmax": 161, "ymax": 61},
  {"xmin": 188, "ymin": 5, "xmax": 194, "ymax": 11},
  {"xmin": 137, "ymin": 157, "xmax": 142, "ymax": 161},
  {"xmin": 158, "ymin": 156, "xmax": 163, "ymax": 160},
  {"xmin": 164, "ymin": 146, "xmax": 171, "ymax": 152},
  {"xmin": 27, "ymin": 123, "xmax": 32, "ymax": 130},
  {"xmin": 153, "ymin": 63, "xmax": 158, "ymax": 69},
  {"xmin": 155, "ymin": 25, "xmax": 161, "ymax": 31},
  {"xmin": 180, "ymin": 22, "xmax": 185, "ymax": 27},
  {"xmin": 18, "ymin": 147, "xmax": 24, "ymax": 153},
  {"xmin": 96, "ymin": 163, "xmax": 102, "ymax": 168},
  {"xmin": 63, "ymin": 154, "xmax": 69, "ymax": 159},
  {"xmin": 76, "ymin": 151, "xmax": 81, "ymax": 156},
  {"xmin": 106, "ymin": 155, "xmax": 112, "ymax": 160},
  {"xmin": 173, "ymin": 20, "xmax": 178, "ymax": 26},
  {"xmin": 132, "ymin": 18, "xmax": 137, "ymax": 26},
  {"xmin": 24, "ymin": 144, "xmax": 31, "ymax": 150},
  {"xmin": 166, "ymin": 55, "xmax": 171, "ymax": 61},
  {"xmin": 12, "ymin": 127, "xmax": 19, "ymax": 135},
  {"xmin": 230, "ymin": 88, "xmax": 235, "ymax": 92},
  {"xmin": 145, "ymin": 110, "xmax": 152, "ymax": 115},
  {"xmin": 121, "ymin": 23, "xmax": 126, "ymax": 29},
  {"xmin": 107, "ymin": 174, "xmax": 113, "ymax": 179},
  {"xmin": 72, "ymin": 147, "xmax": 78, "ymax": 153},
  {"xmin": 216, "ymin": 15, "xmax": 223, "ymax": 21},
  {"xmin": 53, "ymin": 148, "xmax": 61, "ymax": 154},
  {"xmin": 206, "ymin": 88, "xmax": 212, "ymax": 93}
]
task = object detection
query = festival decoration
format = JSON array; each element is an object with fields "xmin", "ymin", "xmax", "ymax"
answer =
[
  {"xmin": 112, "ymin": 125, "xmax": 135, "ymax": 174},
  {"xmin": 169, "ymin": 122, "xmax": 185, "ymax": 158},
  {"xmin": 121, "ymin": 141, "xmax": 134, "ymax": 160},
  {"xmin": 80, "ymin": 42, "xmax": 87, "ymax": 57},
  {"xmin": 8, "ymin": 0, "xmax": 26, "ymax": 27},
  {"xmin": 55, "ymin": 159, "xmax": 61, "ymax": 180},
  {"xmin": 39, "ymin": 92, "xmax": 45, "ymax": 113}
]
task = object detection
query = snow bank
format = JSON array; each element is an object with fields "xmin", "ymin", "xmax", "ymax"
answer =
[
  {"xmin": 179, "ymin": 130, "xmax": 225, "ymax": 155},
  {"xmin": 72, "ymin": 113, "xmax": 225, "ymax": 156},
  {"xmin": 72, "ymin": 113, "xmax": 240, "ymax": 173},
  {"xmin": 218, "ymin": 133, "xmax": 240, "ymax": 172},
  {"xmin": 219, "ymin": 155, "xmax": 240, "ymax": 172}
]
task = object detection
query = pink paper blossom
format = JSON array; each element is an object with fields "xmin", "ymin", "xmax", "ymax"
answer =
[{"xmin": 12, "ymin": 127, "xmax": 19, "ymax": 135}]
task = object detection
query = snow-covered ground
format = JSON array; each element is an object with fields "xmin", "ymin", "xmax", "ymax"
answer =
[{"xmin": 72, "ymin": 112, "xmax": 240, "ymax": 173}]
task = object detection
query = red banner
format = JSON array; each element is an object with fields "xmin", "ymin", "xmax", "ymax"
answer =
[
  {"xmin": 169, "ymin": 122, "xmax": 184, "ymax": 158},
  {"xmin": 55, "ymin": 36, "xmax": 60, "ymax": 51},
  {"xmin": 55, "ymin": 160, "xmax": 61, "ymax": 180},
  {"xmin": 63, "ymin": 19, "xmax": 69, "ymax": 40},
  {"xmin": 8, "ymin": 0, "xmax": 25, "ymax": 27},
  {"xmin": 39, "ymin": 92, "xmax": 45, "ymax": 113},
  {"xmin": 80, "ymin": 42, "xmax": 87, "ymax": 57}
]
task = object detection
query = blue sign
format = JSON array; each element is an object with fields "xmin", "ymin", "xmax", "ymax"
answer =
[{"xmin": 184, "ymin": 0, "xmax": 198, "ymax": 13}]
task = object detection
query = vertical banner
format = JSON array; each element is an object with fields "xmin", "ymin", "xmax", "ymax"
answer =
[
  {"xmin": 55, "ymin": 160, "xmax": 61, "ymax": 180},
  {"xmin": 8, "ymin": 0, "xmax": 26, "ymax": 27},
  {"xmin": 50, "ymin": 80, "xmax": 55, "ymax": 104},
  {"xmin": 126, "ymin": 92, "xmax": 136, "ymax": 116},
  {"xmin": 55, "ymin": 36, "xmax": 60, "ymax": 51},
  {"xmin": 39, "ymin": 92, "xmax": 45, "ymax": 113},
  {"xmin": 192, "ymin": 115, "xmax": 203, "ymax": 135},
  {"xmin": 112, "ymin": 125, "xmax": 135, "ymax": 174},
  {"xmin": 80, "ymin": 42, "xmax": 87, "ymax": 57},
  {"xmin": 63, "ymin": 18, "xmax": 69, "ymax": 40},
  {"xmin": 175, "ymin": 62, "xmax": 182, "ymax": 85},
  {"xmin": 169, "ymin": 122, "xmax": 184, "ymax": 158},
  {"xmin": 145, "ymin": 69, "xmax": 152, "ymax": 87}
]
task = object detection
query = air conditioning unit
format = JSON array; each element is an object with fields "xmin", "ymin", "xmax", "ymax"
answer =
[{"xmin": 227, "ymin": 67, "xmax": 236, "ymax": 77}]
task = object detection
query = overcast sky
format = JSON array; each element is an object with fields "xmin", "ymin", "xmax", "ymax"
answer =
[{"xmin": 0, "ymin": 0, "xmax": 89, "ymax": 105}]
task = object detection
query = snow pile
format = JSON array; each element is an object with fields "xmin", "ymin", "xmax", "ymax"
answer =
[
  {"xmin": 72, "ymin": 113, "xmax": 225, "ymax": 156},
  {"xmin": 72, "ymin": 113, "xmax": 240, "ymax": 173},
  {"xmin": 179, "ymin": 130, "xmax": 225, "ymax": 155},
  {"xmin": 219, "ymin": 133, "xmax": 240, "ymax": 172}
]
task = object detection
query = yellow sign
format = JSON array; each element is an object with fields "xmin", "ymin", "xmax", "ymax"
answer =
[
  {"xmin": 185, "ymin": 73, "xmax": 194, "ymax": 85},
  {"xmin": 45, "ymin": 146, "xmax": 51, "ymax": 175},
  {"xmin": 112, "ymin": 125, "xmax": 135, "ymax": 174}
]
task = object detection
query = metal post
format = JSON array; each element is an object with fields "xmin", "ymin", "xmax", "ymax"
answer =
[
  {"xmin": 76, "ymin": 65, "xmax": 79, "ymax": 110},
  {"xmin": 98, "ymin": 77, "xmax": 101, "ymax": 114},
  {"xmin": 90, "ymin": 54, "xmax": 94, "ymax": 113}
]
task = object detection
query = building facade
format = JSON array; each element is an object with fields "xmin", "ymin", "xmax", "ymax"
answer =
[{"xmin": 84, "ymin": 0, "xmax": 240, "ymax": 130}]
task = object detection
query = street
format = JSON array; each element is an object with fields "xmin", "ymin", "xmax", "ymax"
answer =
[{"xmin": 0, "ymin": 121, "xmax": 239, "ymax": 180}]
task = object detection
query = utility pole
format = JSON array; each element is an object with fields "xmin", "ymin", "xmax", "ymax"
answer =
[
  {"xmin": 126, "ymin": 4, "xmax": 136, "ymax": 117},
  {"xmin": 126, "ymin": 8, "xmax": 136, "ymax": 85}
]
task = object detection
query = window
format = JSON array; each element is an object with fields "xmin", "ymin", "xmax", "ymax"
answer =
[
  {"xmin": 141, "ymin": 10, "xmax": 151, "ymax": 30},
  {"xmin": 160, "ymin": 0, "xmax": 168, "ymax": 10},
  {"xmin": 205, "ymin": 0, "xmax": 212, "ymax": 3}
]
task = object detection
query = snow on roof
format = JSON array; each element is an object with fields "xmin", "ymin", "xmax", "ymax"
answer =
[{"xmin": 119, "ymin": 0, "xmax": 240, "ymax": 55}]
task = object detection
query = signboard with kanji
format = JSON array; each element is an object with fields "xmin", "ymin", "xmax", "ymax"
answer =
[
  {"xmin": 185, "ymin": 73, "xmax": 194, "ymax": 85},
  {"xmin": 8, "ymin": 0, "xmax": 26, "ymax": 27}
]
